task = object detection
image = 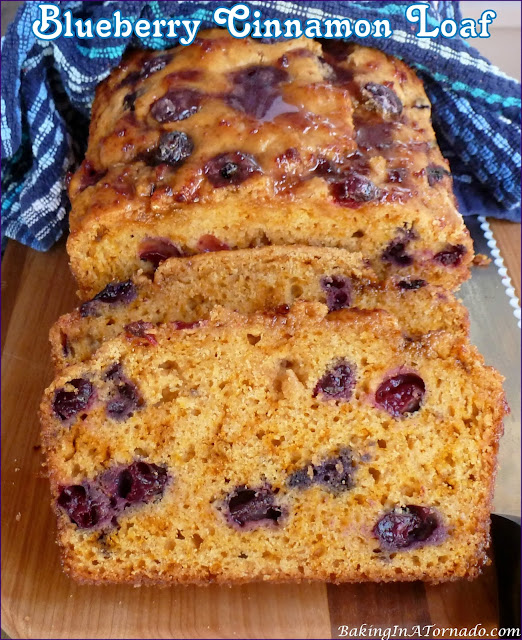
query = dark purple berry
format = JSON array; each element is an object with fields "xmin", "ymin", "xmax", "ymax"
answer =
[
  {"xmin": 226, "ymin": 485, "xmax": 283, "ymax": 528},
  {"xmin": 141, "ymin": 53, "xmax": 173, "ymax": 78},
  {"xmin": 375, "ymin": 373, "xmax": 425, "ymax": 417},
  {"xmin": 125, "ymin": 321, "xmax": 157, "ymax": 345},
  {"xmin": 145, "ymin": 131, "xmax": 194, "ymax": 167},
  {"xmin": 329, "ymin": 63, "xmax": 354, "ymax": 85},
  {"xmin": 227, "ymin": 65, "xmax": 289, "ymax": 120},
  {"xmin": 116, "ymin": 462, "xmax": 168, "ymax": 503},
  {"xmin": 426, "ymin": 164, "xmax": 451, "ymax": 187},
  {"xmin": 276, "ymin": 147, "xmax": 300, "ymax": 165},
  {"xmin": 95, "ymin": 280, "xmax": 136, "ymax": 304},
  {"xmin": 259, "ymin": 36, "xmax": 285, "ymax": 44},
  {"xmin": 433, "ymin": 244, "xmax": 466, "ymax": 267},
  {"xmin": 343, "ymin": 150, "xmax": 372, "ymax": 176},
  {"xmin": 271, "ymin": 304, "xmax": 290, "ymax": 316},
  {"xmin": 381, "ymin": 238, "xmax": 413, "ymax": 267},
  {"xmin": 331, "ymin": 173, "xmax": 381, "ymax": 207},
  {"xmin": 106, "ymin": 380, "xmax": 142, "ymax": 420},
  {"xmin": 205, "ymin": 151, "xmax": 261, "ymax": 188},
  {"xmin": 388, "ymin": 168, "xmax": 407, "ymax": 184},
  {"xmin": 288, "ymin": 448, "xmax": 355, "ymax": 492},
  {"xmin": 139, "ymin": 237, "xmax": 183, "ymax": 268},
  {"xmin": 80, "ymin": 280, "xmax": 137, "ymax": 317},
  {"xmin": 319, "ymin": 39, "xmax": 354, "ymax": 61},
  {"xmin": 313, "ymin": 153, "xmax": 371, "ymax": 181},
  {"xmin": 59, "ymin": 461, "xmax": 170, "ymax": 529},
  {"xmin": 61, "ymin": 332, "xmax": 70, "ymax": 357},
  {"xmin": 78, "ymin": 161, "xmax": 106, "ymax": 193},
  {"xmin": 57, "ymin": 484, "xmax": 108, "ymax": 529},
  {"xmin": 105, "ymin": 365, "xmax": 142, "ymax": 419},
  {"xmin": 373, "ymin": 505, "xmax": 440, "ymax": 551},
  {"xmin": 312, "ymin": 157, "xmax": 336, "ymax": 178},
  {"xmin": 321, "ymin": 275, "xmax": 352, "ymax": 311},
  {"xmin": 232, "ymin": 64, "xmax": 287, "ymax": 87},
  {"xmin": 313, "ymin": 360, "xmax": 356, "ymax": 402},
  {"xmin": 356, "ymin": 122, "xmax": 394, "ymax": 151},
  {"xmin": 118, "ymin": 54, "xmax": 173, "ymax": 90},
  {"xmin": 150, "ymin": 88, "xmax": 202, "ymax": 123},
  {"xmin": 398, "ymin": 279, "xmax": 427, "ymax": 290},
  {"xmin": 104, "ymin": 362, "xmax": 124, "ymax": 381},
  {"xmin": 53, "ymin": 378, "xmax": 94, "ymax": 421},
  {"xmin": 362, "ymin": 83, "xmax": 403, "ymax": 117},
  {"xmin": 197, "ymin": 234, "xmax": 230, "ymax": 253}
]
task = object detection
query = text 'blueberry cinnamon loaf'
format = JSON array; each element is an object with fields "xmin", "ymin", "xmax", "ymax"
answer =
[
  {"xmin": 50, "ymin": 246, "xmax": 468, "ymax": 371},
  {"xmin": 67, "ymin": 30, "xmax": 473, "ymax": 298},
  {"xmin": 41, "ymin": 304, "xmax": 505, "ymax": 585}
]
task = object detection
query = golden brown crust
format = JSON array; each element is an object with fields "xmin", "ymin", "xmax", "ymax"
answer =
[{"xmin": 41, "ymin": 304, "xmax": 505, "ymax": 586}]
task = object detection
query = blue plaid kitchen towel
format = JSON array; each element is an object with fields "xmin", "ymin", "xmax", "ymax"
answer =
[{"xmin": 1, "ymin": 1, "xmax": 521, "ymax": 251}]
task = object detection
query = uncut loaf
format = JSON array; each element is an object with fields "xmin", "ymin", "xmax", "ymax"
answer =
[{"xmin": 67, "ymin": 30, "xmax": 473, "ymax": 298}]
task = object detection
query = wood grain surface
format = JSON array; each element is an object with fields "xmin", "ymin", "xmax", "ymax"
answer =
[{"xmin": 2, "ymin": 231, "xmax": 517, "ymax": 639}]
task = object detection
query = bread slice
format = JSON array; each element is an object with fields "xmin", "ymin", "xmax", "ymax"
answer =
[
  {"xmin": 41, "ymin": 304, "xmax": 505, "ymax": 585},
  {"xmin": 50, "ymin": 246, "xmax": 469, "ymax": 370}
]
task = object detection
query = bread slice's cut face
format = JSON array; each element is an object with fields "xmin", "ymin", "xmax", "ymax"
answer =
[
  {"xmin": 41, "ymin": 304, "xmax": 505, "ymax": 585},
  {"xmin": 50, "ymin": 246, "xmax": 469, "ymax": 370}
]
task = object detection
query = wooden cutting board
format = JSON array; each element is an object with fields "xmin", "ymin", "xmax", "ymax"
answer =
[{"xmin": 0, "ymin": 240, "xmax": 503, "ymax": 639}]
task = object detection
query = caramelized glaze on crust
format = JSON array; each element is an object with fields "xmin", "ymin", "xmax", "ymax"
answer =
[
  {"xmin": 41, "ymin": 304, "xmax": 505, "ymax": 585},
  {"xmin": 67, "ymin": 31, "xmax": 473, "ymax": 298},
  {"xmin": 50, "ymin": 246, "xmax": 469, "ymax": 371}
]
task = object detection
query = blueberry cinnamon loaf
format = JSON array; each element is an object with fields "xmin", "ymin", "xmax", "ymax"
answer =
[
  {"xmin": 40, "ymin": 304, "xmax": 505, "ymax": 585},
  {"xmin": 67, "ymin": 30, "xmax": 473, "ymax": 298},
  {"xmin": 50, "ymin": 246, "xmax": 468, "ymax": 371}
]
